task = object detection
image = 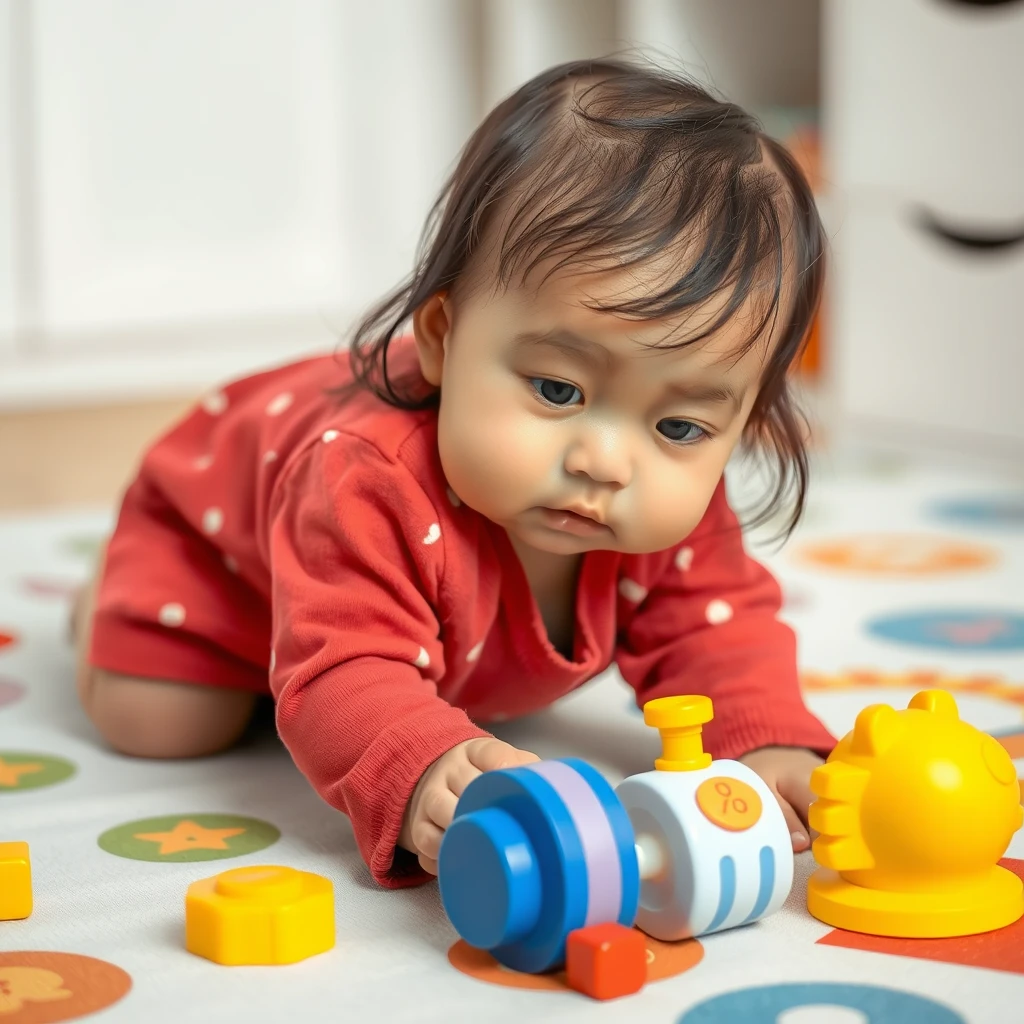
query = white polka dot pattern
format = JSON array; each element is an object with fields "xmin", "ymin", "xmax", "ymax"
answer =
[
  {"xmin": 466, "ymin": 640, "xmax": 484, "ymax": 663},
  {"xmin": 706, "ymin": 599, "xmax": 733, "ymax": 625},
  {"xmin": 201, "ymin": 391, "xmax": 227, "ymax": 415},
  {"xmin": 202, "ymin": 507, "xmax": 224, "ymax": 535},
  {"xmin": 158, "ymin": 602, "xmax": 186, "ymax": 627},
  {"xmin": 423, "ymin": 523, "xmax": 441, "ymax": 545},
  {"xmin": 194, "ymin": 454, "xmax": 213, "ymax": 471},
  {"xmin": 414, "ymin": 646, "xmax": 430, "ymax": 669},
  {"xmin": 322, "ymin": 429, "xmax": 340, "ymax": 443},
  {"xmin": 265, "ymin": 392, "xmax": 293, "ymax": 416},
  {"xmin": 618, "ymin": 578, "xmax": 648, "ymax": 603},
  {"xmin": 675, "ymin": 546, "xmax": 694, "ymax": 571},
  {"xmin": 263, "ymin": 450, "xmax": 278, "ymax": 464}
]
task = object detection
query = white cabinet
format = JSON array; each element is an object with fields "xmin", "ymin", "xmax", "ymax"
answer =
[
  {"xmin": 824, "ymin": 0, "xmax": 1024, "ymax": 450},
  {"xmin": 826, "ymin": 0, "xmax": 1024, "ymax": 218},
  {"xmin": 31, "ymin": 0, "xmax": 348, "ymax": 340},
  {"xmin": 0, "ymin": 2, "xmax": 17, "ymax": 353},
  {"xmin": 0, "ymin": 0, "xmax": 479, "ymax": 407},
  {"xmin": 831, "ymin": 202, "xmax": 1024, "ymax": 445}
]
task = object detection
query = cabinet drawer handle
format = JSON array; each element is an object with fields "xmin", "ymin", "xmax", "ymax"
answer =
[
  {"xmin": 933, "ymin": 1, "xmax": 1023, "ymax": 9},
  {"xmin": 916, "ymin": 208, "xmax": 1024, "ymax": 252}
]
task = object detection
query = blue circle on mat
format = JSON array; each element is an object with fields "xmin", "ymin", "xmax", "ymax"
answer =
[
  {"xmin": 930, "ymin": 496, "xmax": 1024, "ymax": 530},
  {"xmin": 678, "ymin": 982, "xmax": 965, "ymax": 1024},
  {"xmin": 867, "ymin": 609, "xmax": 1024, "ymax": 652}
]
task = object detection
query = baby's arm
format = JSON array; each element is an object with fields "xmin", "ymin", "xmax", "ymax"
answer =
[
  {"xmin": 268, "ymin": 437, "xmax": 519, "ymax": 887},
  {"xmin": 616, "ymin": 479, "xmax": 835, "ymax": 845}
]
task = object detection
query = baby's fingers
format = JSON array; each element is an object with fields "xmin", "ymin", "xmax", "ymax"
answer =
[
  {"xmin": 410, "ymin": 816, "xmax": 446, "ymax": 864},
  {"xmin": 465, "ymin": 738, "xmax": 540, "ymax": 776},
  {"xmin": 775, "ymin": 793, "xmax": 810, "ymax": 852},
  {"xmin": 422, "ymin": 784, "xmax": 459, "ymax": 832}
]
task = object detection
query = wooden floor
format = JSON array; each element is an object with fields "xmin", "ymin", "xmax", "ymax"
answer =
[{"xmin": 0, "ymin": 397, "xmax": 196, "ymax": 512}]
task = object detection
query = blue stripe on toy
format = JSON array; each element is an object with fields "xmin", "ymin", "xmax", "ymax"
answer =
[
  {"xmin": 740, "ymin": 846, "xmax": 776, "ymax": 925},
  {"xmin": 705, "ymin": 856, "xmax": 737, "ymax": 933}
]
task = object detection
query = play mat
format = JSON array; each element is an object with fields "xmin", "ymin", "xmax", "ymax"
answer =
[{"xmin": 1, "ymin": 444, "xmax": 1023, "ymax": 1023}]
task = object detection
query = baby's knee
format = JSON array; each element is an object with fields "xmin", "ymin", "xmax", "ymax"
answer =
[{"xmin": 82, "ymin": 669, "xmax": 256, "ymax": 760}]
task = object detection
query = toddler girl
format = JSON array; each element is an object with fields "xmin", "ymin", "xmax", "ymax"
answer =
[{"xmin": 75, "ymin": 58, "xmax": 835, "ymax": 887}]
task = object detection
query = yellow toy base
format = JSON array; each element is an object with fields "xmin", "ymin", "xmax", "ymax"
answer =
[{"xmin": 807, "ymin": 865, "xmax": 1024, "ymax": 938}]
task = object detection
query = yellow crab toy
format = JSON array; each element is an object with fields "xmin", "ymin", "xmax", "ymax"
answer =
[{"xmin": 807, "ymin": 688, "xmax": 1023, "ymax": 938}]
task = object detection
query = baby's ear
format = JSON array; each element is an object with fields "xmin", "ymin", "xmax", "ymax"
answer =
[{"xmin": 412, "ymin": 292, "xmax": 450, "ymax": 386}]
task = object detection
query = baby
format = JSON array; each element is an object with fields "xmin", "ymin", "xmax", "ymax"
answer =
[{"xmin": 74, "ymin": 58, "xmax": 835, "ymax": 887}]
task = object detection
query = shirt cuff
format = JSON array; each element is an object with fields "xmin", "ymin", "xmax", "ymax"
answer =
[{"xmin": 343, "ymin": 705, "xmax": 492, "ymax": 889}]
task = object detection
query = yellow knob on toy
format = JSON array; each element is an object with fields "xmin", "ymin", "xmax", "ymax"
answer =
[
  {"xmin": 643, "ymin": 695, "xmax": 713, "ymax": 772},
  {"xmin": 807, "ymin": 689, "xmax": 1024, "ymax": 938}
]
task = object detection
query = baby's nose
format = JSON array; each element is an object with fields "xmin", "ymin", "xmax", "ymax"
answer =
[{"xmin": 562, "ymin": 425, "xmax": 633, "ymax": 487}]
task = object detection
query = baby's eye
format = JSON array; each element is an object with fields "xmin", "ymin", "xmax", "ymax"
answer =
[
  {"xmin": 530, "ymin": 378, "xmax": 583, "ymax": 407},
  {"xmin": 657, "ymin": 419, "xmax": 707, "ymax": 444}
]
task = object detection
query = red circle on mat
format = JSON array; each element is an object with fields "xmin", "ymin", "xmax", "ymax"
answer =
[
  {"xmin": 0, "ymin": 677, "xmax": 25, "ymax": 708},
  {"xmin": 448, "ymin": 933, "xmax": 703, "ymax": 991},
  {"xmin": 0, "ymin": 952, "xmax": 131, "ymax": 1023},
  {"xmin": 0, "ymin": 631, "xmax": 16, "ymax": 651}
]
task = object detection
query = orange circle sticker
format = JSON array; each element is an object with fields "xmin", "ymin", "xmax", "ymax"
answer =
[
  {"xmin": 797, "ymin": 534, "xmax": 995, "ymax": 576},
  {"xmin": 0, "ymin": 951, "xmax": 131, "ymax": 1023},
  {"xmin": 695, "ymin": 777, "xmax": 762, "ymax": 832},
  {"xmin": 448, "ymin": 933, "xmax": 702, "ymax": 992}
]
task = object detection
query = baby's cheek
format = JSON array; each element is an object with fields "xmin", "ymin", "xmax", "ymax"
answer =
[{"xmin": 439, "ymin": 406, "xmax": 537, "ymax": 509}]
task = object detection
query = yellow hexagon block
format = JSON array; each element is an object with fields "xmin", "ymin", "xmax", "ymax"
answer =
[
  {"xmin": 0, "ymin": 841, "xmax": 33, "ymax": 920},
  {"xmin": 185, "ymin": 865, "xmax": 334, "ymax": 965}
]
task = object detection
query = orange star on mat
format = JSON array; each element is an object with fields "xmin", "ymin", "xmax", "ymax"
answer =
[
  {"xmin": 133, "ymin": 820, "xmax": 246, "ymax": 855},
  {"xmin": 0, "ymin": 757, "xmax": 44, "ymax": 787}
]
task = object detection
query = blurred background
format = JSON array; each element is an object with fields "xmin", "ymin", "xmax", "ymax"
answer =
[{"xmin": 0, "ymin": 0, "xmax": 1021, "ymax": 511}]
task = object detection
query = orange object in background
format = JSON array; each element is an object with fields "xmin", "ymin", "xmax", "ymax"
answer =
[
  {"xmin": 566, "ymin": 923, "xmax": 647, "ymax": 1001},
  {"xmin": 799, "ymin": 304, "xmax": 823, "ymax": 378},
  {"xmin": 782, "ymin": 122, "xmax": 824, "ymax": 381}
]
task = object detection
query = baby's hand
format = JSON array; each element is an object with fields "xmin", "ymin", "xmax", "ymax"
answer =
[
  {"xmin": 738, "ymin": 746, "xmax": 824, "ymax": 853},
  {"xmin": 399, "ymin": 737, "xmax": 540, "ymax": 875}
]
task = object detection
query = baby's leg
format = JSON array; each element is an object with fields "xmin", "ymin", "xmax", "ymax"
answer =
[{"xmin": 73, "ymin": 558, "xmax": 256, "ymax": 759}]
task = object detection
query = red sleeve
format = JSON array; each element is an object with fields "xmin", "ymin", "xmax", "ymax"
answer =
[
  {"xmin": 616, "ymin": 479, "xmax": 835, "ymax": 761},
  {"xmin": 268, "ymin": 433, "xmax": 490, "ymax": 888}
]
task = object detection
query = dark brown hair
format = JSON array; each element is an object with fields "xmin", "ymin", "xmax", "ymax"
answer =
[{"xmin": 346, "ymin": 57, "xmax": 826, "ymax": 537}]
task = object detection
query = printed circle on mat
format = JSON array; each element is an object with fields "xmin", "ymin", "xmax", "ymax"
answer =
[
  {"xmin": 677, "ymin": 982, "xmax": 964, "ymax": 1024},
  {"xmin": 98, "ymin": 813, "xmax": 280, "ymax": 862},
  {"xmin": 0, "ymin": 630, "xmax": 16, "ymax": 651},
  {"xmin": 0, "ymin": 753, "xmax": 76, "ymax": 792},
  {"xmin": 801, "ymin": 669, "xmax": 1024, "ymax": 708},
  {"xmin": 797, "ymin": 534, "xmax": 996, "ymax": 575},
  {"xmin": 0, "ymin": 951, "xmax": 131, "ymax": 1024},
  {"xmin": 930, "ymin": 496, "xmax": 1024, "ymax": 530},
  {"xmin": 0, "ymin": 678, "xmax": 26, "ymax": 708},
  {"xmin": 59, "ymin": 533, "xmax": 105, "ymax": 559},
  {"xmin": 448, "ymin": 933, "xmax": 702, "ymax": 991},
  {"xmin": 19, "ymin": 577, "xmax": 80, "ymax": 600},
  {"xmin": 866, "ymin": 610, "xmax": 1024, "ymax": 652}
]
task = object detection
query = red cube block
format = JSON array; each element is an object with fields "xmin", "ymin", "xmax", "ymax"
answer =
[{"xmin": 566, "ymin": 923, "xmax": 647, "ymax": 1000}]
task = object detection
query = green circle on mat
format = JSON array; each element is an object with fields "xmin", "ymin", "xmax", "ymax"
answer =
[
  {"xmin": 61, "ymin": 532, "xmax": 105, "ymax": 559},
  {"xmin": 0, "ymin": 750, "xmax": 77, "ymax": 791},
  {"xmin": 98, "ymin": 812, "xmax": 281, "ymax": 862}
]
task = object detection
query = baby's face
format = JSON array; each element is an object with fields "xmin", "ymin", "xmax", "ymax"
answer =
[{"xmin": 420, "ymin": 265, "xmax": 772, "ymax": 557}]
